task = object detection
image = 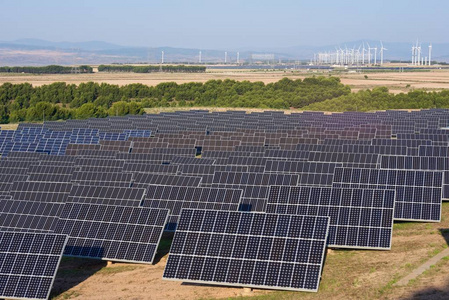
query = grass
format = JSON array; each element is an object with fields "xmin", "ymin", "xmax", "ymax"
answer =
[
  {"xmin": 0, "ymin": 123, "xmax": 18, "ymax": 130},
  {"xmin": 144, "ymin": 106, "xmax": 292, "ymax": 115},
  {"xmin": 96, "ymin": 264, "xmax": 143, "ymax": 275}
]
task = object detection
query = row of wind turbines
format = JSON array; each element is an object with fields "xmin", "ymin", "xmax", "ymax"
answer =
[
  {"xmin": 411, "ymin": 40, "xmax": 432, "ymax": 66},
  {"xmin": 313, "ymin": 42, "xmax": 388, "ymax": 66}
]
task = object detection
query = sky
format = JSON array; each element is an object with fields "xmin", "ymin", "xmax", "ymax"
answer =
[{"xmin": 0, "ymin": 0, "xmax": 447, "ymax": 49}]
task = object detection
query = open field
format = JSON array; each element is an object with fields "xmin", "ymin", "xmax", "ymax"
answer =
[
  {"xmin": 1, "ymin": 68, "xmax": 449, "ymax": 94},
  {"xmin": 51, "ymin": 203, "xmax": 449, "ymax": 300}
]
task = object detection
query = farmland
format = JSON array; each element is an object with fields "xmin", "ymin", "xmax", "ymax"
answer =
[{"xmin": 1, "ymin": 68, "xmax": 449, "ymax": 93}]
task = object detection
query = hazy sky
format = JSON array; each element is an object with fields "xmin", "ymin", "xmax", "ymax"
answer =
[{"xmin": 1, "ymin": 0, "xmax": 447, "ymax": 49}]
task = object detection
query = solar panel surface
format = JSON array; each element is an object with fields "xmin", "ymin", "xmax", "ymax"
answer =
[{"xmin": 163, "ymin": 209, "xmax": 330, "ymax": 292}]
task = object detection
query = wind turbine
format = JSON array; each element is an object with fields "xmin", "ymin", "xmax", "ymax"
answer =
[
  {"xmin": 374, "ymin": 46, "xmax": 378, "ymax": 65},
  {"xmin": 367, "ymin": 43, "xmax": 371, "ymax": 65},
  {"xmin": 415, "ymin": 39, "xmax": 421, "ymax": 66},
  {"xmin": 362, "ymin": 42, "xmax": 366, "ymax": 65},
  {"xmin": 379, "ymin": 41, "xmax": 387, "ymax": 65},
  {"xmin": 428, "ymin": 44, "xmax": 432, "ymax": 66}
]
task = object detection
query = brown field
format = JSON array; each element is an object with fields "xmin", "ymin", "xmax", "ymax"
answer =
[
  {"xmin": 51, "ymin": 203, "xmax": 449, "ymax": 300},
  {"xmin": 1, "ymin": 68, "xmax": 449, "ymax": 94}
]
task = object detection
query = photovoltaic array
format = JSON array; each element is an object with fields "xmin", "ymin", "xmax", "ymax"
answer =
[
  {"xmin": 55, "ymin": 203, "xmax": 169, "ymax": 264},
  {"xmin": 0, "ymin": 231, "xmax": 68, "ymax": 300},
  {"xmin": 332, "ymin": 168, "xmax": 442, "ymax": 222},
  {"xmin": 0, "ymin": 108, "xmax": 449, "ymax": 295},
  {"xmin": 266, "ymin": 186, "xmax": 395, "ymax": 250},
  {"xmin": 163, "ymin": 209, "xmax": 330, "ymax": 292}
]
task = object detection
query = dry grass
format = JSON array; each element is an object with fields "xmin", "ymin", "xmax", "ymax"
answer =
[{"xmin": 0, "ymin": 123, "xmax": 18, "ymax": 130}]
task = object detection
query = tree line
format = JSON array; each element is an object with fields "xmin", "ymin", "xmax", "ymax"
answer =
[
  {"xmin": 98, "ymin": 65, "xmax": 206, "ymax": 73},
  {"xmin": 302, "ymin": 87, "xmax": 449, "ymax": 112},
  {"xmin": 0, "ymin": 77, "xmax": 349, "ymax": 123},
  {"xmin": 0, "ymin": 65, "xmax": 93, "ymax": 74},
  {"xmin": 4, "ymin": 76, "xmax": 448, "ymax": 123}
]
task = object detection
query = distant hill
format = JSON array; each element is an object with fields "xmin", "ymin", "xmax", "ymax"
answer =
[{"xmin": 0, "ymin": 39, "xmax": 447, "ymax": 66}]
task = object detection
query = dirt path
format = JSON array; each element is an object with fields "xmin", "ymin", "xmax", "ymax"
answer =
[{"xmin": 395, "ymin": 248, "xmax": 449, "ymax": 286}]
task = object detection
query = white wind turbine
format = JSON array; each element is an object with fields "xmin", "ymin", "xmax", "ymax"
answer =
[
  {"xmin": 362, "ymin": 42, "xmax": 366, "ymax": 65},
  {"xmin": 367, "ymin": 42, "xmax": 371, "ymax": 65},
  {"xmin": 373, "ymin": 46, "xmax": 378, "ymax": 65},
  {"xmin": 379, "ymin": 41, "xmax": 387, "ymax": 65}
]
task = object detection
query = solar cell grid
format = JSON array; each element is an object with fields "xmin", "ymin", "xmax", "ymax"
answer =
[
  {"xmin": 0, "ymin": 199, "xmax": 63, "ymax": 232},
  {"xmin": 27, "ymin": 164, "xmax": 75, "ymax": 174},
  {"xmin": 307, "ymin": 152, "xmax": 379, "ymax": 168},
  {"xmin": 171, "ymin": 156, "xmax": 216, "ymax": 165},
  {"xmin": 332, "ymin": 167, "xmax": 442, "ymax": 222},
  {"xmin": 266, "ymin": 186, "xmax": 395, "ymax": 250},
  {"xmin": 0, "ymin": 231, "xmax": 68, "ymax": 300},
  {"xmin": 55, "ymin": 203, "xmax": 169, "ymax": 264},
  {"xmin": 28, "ymin": 173, "xmax": 74, "ymax": 183},
  {"xmin": 71, "ymin": 172, "xmax": 133, "ymax": 185},
  {"xmin": 68, "ymin": 185, "xmax": 146, "ymax": 206},
  {"xmin": 142, "ymin": 185, "xmax": 243, "ymax": 231},
  {"xmin": 133, "ymin": 173, "xmax": 202, "ymax": 188},
  {"xmin": 212, "ymin": 171, "xmax": 299, "ymax": 186},
  {"xmin": 122, "ymin": 163, "xmax": 178, "ymax": 174},
  {"xmin": 9, "ymin": 182, "xmax": 73, "ymax": 202},
  {"xmin": 163, "ymin": 209, "xmax": 330, "ymax": 292},
  {"xmin": 226, "ymin": 156, "xmax": 268, "ymax": 166},
  {"xmin": 418, "ymin": 145, "xmax": 449, "ymax": 157},
  {"xmin": 264, "ymin": 149, "xmax": 308, "ymax": 161}
]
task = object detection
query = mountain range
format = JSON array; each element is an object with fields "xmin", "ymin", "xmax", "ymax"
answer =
[{"xmin": 0, "ymin": 39, "xmax": 448, "ymax": 66}]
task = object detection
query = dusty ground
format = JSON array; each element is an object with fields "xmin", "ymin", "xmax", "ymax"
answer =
[
  {"xmin": 51, "ymin": 203, "xmax": 449, "ymax": 300},
  {"xmin": 1, "ymin": 68, "xmax": 449, "ymax": 94}
]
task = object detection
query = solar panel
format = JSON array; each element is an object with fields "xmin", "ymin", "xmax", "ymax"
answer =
[
  {"xmin": 307, "ymin": 152, "xmax": 379, "ymax": 168},
  {"xmin": 265, "ymin": 160, "xmax": 342, "ymax": 186},
  {"xmin": 332, "ymin": 168, "xmax": 443, "ymax": 222},
  {"xmin": 163, "ymin": 209, "xmax": 330, "ymax": 292},
  {"xmin": 9, "ymin": 182, "xmax": 73, "ymax": 202},
  {"xmin": 133, "ymin": 173, "xmax": 202, "ymax": 188},
  {"xmin": 122, "ymin": 163, "xmax": 178, "ymax": 174},
  {"xmin": 71, "ymin": 171, "xmax": 133, "ymax": 187},
  {"xmin": 212, "ymin": 172, "xmax": 299, "ymax": 186},
  {"xmin": 78, "ymin": 166, "xmax": 124, "ymax": 173},
  {"xmin": 74, "ymin": 158, "xmax": 125, "ymax": 168},
  {"xmin": 28, "ymin": 173, "xmax": 74, "ymax": 183},
  {"xmin": 68, "ymin": 185, "xmax": 146, "ymax": 206},
  {"xmin": 0, "ymin": 231, "xmax": 68, "ymax": 300},
  {"xmin": 55, "ymin": 203, "xmax": 169, "ymax": 264},
  {"xmin": 380, "ymin": 155, "xmax": 449, "ymax": 200},
  {"xmin": 226, "ymin": 156, "xmax": 268, "ymax": 166},
  {"xmin": 0, "ymin": 174, "xmax": 29, "ymax": 183},
  {"xmin": 266, "ymin": 186, "xmax": 395, "ymax": 250},
  {"xmin": 264, "ymin": 149, "xmax": 308, "ymax": 161},
  {"xmin": 27, "ymin": 164, "xmax": 75, "ymax": 175},
  {"xmin": 142, "ymin": 185, "xmax": 243, "ymax": 231},
  {"xmin": 170, "ymin": 156, "xmax": 216, "ymax": 165},
  {"xmin": 0, "ymin": 199, "xmax": 63, "ymax": 232},
  {"xmin": 207, "ymin": 184, "xmax": 271, "ymax": 212},
  {"xmin": 418, "ymin": 145, "xmax": 449, "ymax": 157}
]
